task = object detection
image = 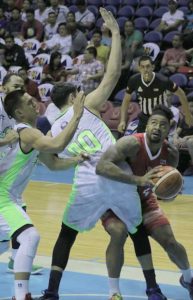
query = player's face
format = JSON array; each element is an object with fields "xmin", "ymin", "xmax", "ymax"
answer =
[
  {"xmin": 139, "ymin": 60, "xmax": 154, "ymax": 82},
  {"xmin": 4, "ymin": 76, "xmax": 25, "ymax": 94},
  {"xmin": 146, "ymin": 115, "xmax": 170, "ymax": 144},
  {"xmin": 17, "ymin": 93, "xmax": 39, "ymax": 121}
]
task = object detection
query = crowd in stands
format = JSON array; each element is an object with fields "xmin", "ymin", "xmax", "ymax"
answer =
[{"xmin": 0, "ymin": 0, "xmax": 193, "ymax": 175}]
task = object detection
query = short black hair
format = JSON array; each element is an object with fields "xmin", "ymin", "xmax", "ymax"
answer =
[
  {"xmin": 51, "ymin": 83, "xmax": 77, "ymax": 109},
  {"xmin": 4, "ymin": 90, "xmax": 25, "ymax": 119},
  {"xmin": 85, "ymin": 46, "xmax": 97, "ymax": 58},
  {"xmin": 138, "ymin": 55, "xmax": 154, "ymax": 65},
  {"xmin": 151, "ymin": 105, "xmax": 174, "ymax": 122}
]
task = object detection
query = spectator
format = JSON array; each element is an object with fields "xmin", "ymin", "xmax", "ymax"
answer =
[
  {"xmin": 0, "ymin": 7, "xmax": 7, "ymax": 38},
  {"xmin": 75, "ymin": 0, "xmax": 95, "ymax": 32},
  {"xmin": 173, "ymin": 97, "xmax": 193, "ymax": 175},
  {"xmin": 45, "ymin": 22, "xmax": 72, "ymax": 55},
  {"xmin": 42, "ymin": 51, "xmax": 66, "ymax": 83},
  {"xmin": 101, "ymin": 23, "xmax": 111, "ymax": 47},
  {"xmin": 44, "ymin": 11, "xmax": 59, "ymax": 40},
  {"xmin": 3, "ymin": 34, "xmax": 28, "ymax": 70},
  {"xmin": 157, "ymin": 0, "xmax": 184, "ymax": 33},
  {"xmin": 66, "ymin": 21, "xmax": 87, "ymax": 58},
  {"xmin": 6, "ymin": 8, "xmax": 24, "ymax": 37},
  {"xmin": 0, "ymin": 43, "xmax": 5, "ymax": 65},
  {"xmin": 46, "ymin": 0, "xmax": 69, "ymax": 24},
  {"xmin": 3, "ymin": 0, "xmax": 16, "ymax": 21},
  {"xmin": 66, "ymin": 11, "xmax": 75, "ymax": 23},
  {"xmin": 124, "ymin": 20, "xmax": 144, "ymax": 69},
  {"xmin": 66, "ymin": 46, "xmax": 104, "ymax": 95},
  {"xmin": 160, "ymin": 33, "xmax": 186, "ymax": 76},
  {"xmin": 35, "ymin": 0, "xmax": 48, "ymax": 25},
  {"xmin": 183, "ymin": 0, "xmax": 193, "ymax": 49},
  {"xmin": 165, "ymin": 90, "xmax": 180, "ymax": 142},
  {"xmin": 21, "ymin": 8, "xmax": 44, "ymax": 41},
  {"xmin": 18, "ymin": 67, "xmax": 41, "ymax": 101},
  {"xmin": 90, "ymin": 30, "xmax": 110, "ymax": 65},
  {"xmin": 21, "ymin": 0, "xmax": 32, "ymax": 22}
]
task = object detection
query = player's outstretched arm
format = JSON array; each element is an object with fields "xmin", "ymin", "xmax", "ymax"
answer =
[
  {"xmin": 20, "ymin": 92, "xmax": 85, "ymax": 153},
  {"xmin": 39, "ymin": 152, "xmax": 89, "ymax": 170},
  {"xmin": 85, "ymin": 8, "xmax": 122, "ymax": 112}
]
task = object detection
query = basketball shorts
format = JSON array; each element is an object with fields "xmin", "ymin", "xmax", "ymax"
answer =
[{"xmin": 0, "ymin": 195, "xmax": 32, "ymax": 239}]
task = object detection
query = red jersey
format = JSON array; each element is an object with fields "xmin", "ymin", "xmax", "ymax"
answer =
[
  {"xmin": 129, "ymin": 133, "xmax": 169, "ymax": 212},
  {"xmin": 130, "ymin": 133, "xmax": 168, "ymax": 176}
]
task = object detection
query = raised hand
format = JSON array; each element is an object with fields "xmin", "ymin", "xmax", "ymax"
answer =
[
  {"xmin": 99, "ymin": 7, "xmax": 119, "ymax": 33},
  {"xmin": 73, "ymin": 91, "xmax": 85, "ymax": 119}
]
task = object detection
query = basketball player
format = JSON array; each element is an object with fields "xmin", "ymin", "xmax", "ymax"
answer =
[
  {"xmin": 118, "ymin": 55, "xmax": 193, "ymax": 133},
  {"xmin": 37, "ymin": 9, "xmax": 162, "ymax": 300},
  {"xmin": 1, "ymin": 89, "xmax": 85, "ymax": 300},
  {"xmin": 97, "ymin": 105, "xmax": 193, "ymax": 300},
  {"xmin": 0, "ymin": 73, "xmax": 43, "ymax": 274}
]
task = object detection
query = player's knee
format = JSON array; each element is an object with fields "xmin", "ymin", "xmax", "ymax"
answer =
[
  {"xmin": 160, "ymin": 235, "xmax": 178, "ymax": 252},
  {"xmin": 0, "ymin": 240, "xmax": 10, "ymax": 255},
  {"xmin": 16, "ymin": 227, "xmax": 40, "ymax": 258},
  {"xmin": 107, "ymin": 221, "xmax": 128, "ymax": 242},
  {"xmin": 60, "ymin": 223, "xmax": 78, "ymax": 244}
]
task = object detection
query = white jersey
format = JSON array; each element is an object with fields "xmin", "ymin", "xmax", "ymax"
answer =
[
  {"xmin": 51, "ymin": 107, "xmax": 142, "ymax": 233},
  {"xmin": 0, "ymin": 123, "xmax": 38, "ymax": 206},
  {"xmin": 0, "ymin": 99, "xmax": 16, "ymax": 174}
]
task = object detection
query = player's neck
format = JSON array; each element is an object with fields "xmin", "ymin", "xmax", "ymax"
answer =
[
  {"xmin": 60, "ymin": 104, "xmax": 71, "ymax": 113},
  {"xmin": 147, "ymin": 140, "xmax": 162, "ymax": 155}
]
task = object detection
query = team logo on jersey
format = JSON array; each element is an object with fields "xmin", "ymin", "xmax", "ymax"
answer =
[{"xmin": 138, "ymin": 87, "xmax": 143, "ymax": 92}]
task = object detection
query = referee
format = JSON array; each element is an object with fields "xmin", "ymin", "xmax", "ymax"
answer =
[{"xmin": 118, "ymin": 55, "xmax": 193, "ymax": 133}]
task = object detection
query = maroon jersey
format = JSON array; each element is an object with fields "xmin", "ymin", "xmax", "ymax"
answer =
[{"xmin": 129, "ymin": 133, "xmax": 169, "ymax": 212}]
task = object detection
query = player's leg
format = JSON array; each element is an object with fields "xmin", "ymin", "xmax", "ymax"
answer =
[
  {"xmin": 39, "ymin": 223, "xmax": 78, "ymax": 300},
  {"xmin": 102, "ymin": 210, "xmax": 128, "ymax": 300},
  {"xmin": 150, "ymin": 224, "xmax": 193, "ymax": 299},
  {"xmin": 129, "ymin": 223, "xmax": 167, "ymax": 300},
  {"xmin": 8, "ymin": 203, "xmax": 43, "ymax": 275},
  {"xmin": 1, "ymin": 202, "xmax": 40, "ymax": 300}
]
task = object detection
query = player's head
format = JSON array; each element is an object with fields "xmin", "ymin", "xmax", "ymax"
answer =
[
  {"xmin": 4, "ymin": 90, "xmax": 39, "ymax": 122},
  {"xmin": 51, "ymin": 83, "xmax": 78, "ymax": 109},
  {"xmin": 2, "ymin": 73, "xmax": 25, "ymax": 95},
  {"xmin": 138, "ymin": 55, "xmax": 154, "ymax": 82},
  {"xmin": 146, "ymin": 105, "xmax": 173, "ymax": 144}
]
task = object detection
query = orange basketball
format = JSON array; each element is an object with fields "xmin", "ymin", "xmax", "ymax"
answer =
[{"xmin": 152, "ymin": 166, "xmax": 183, "ymax": 201}]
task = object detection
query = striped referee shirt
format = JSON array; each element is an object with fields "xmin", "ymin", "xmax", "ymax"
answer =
[{"xmin": 126, "ymin": 72, "xmax": 178, "ymax": 115}]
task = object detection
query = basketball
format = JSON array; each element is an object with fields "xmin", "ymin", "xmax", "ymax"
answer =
[{"xmin": 152, "ymin": 166, "xmax": 183, "ymax": 201}]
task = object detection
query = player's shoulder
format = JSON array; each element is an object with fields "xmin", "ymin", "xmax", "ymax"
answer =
[{"xmin": 129, "ymin": 73, "xmax": 141, "ymax": 83}]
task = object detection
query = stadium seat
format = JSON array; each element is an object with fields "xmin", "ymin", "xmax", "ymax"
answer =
[
  {"xmin": 38, "ymin": 83, "xmax": 54, "ymax": 102},
  {"xmin": 117, "ymin": 5, "xmax": 135, "ymax": 18},
  {"xmin": 27, "ymin": 66, "xmax": 43, "ymax": 84},
  {"xmin": 68, "ymin": 5, "xmax": 78, "ymax": 13},
  {"xmin": 153, "ymin": 7, "xmax": 168, "ymax": 18},
  {"xmin": 87, "ymin": 5, "xmax": 99, "ymax": 17},
  {"xmin": 178, "ymin": 0, "xmax": 188, "ymax": 6},
  {"xmin": 104, "ymin": 5, "xmax": 117, "ymax": 16},
  {"xmin": 104, "ymin": 0, "xmax": 121, "ymax": 7},
  {"xmin": 149, "ymin": 18, "xmax": 161, "ymax": 30},
  {"xmin": 9, "ymin": 66, "xmax": 22, "ymax": 74},
  {"xmin": 157, "ymin": 0, "xmax": 168, "ymax": 6},
  {"xmin": 31, "ymin": 53, "xmax": 50, "ymax": 67},
  {"xmin": 114, "ymin": 89, "xmax": 126, "ymax": 103},
  {"xmin": 144, "ymin": 31, "xmax": 163, "ymax": 43},
  {"xmin": 169, "ymin": 73, "xmax": 188, "ymax": 88},
  {"xmin": 134, "ymin": 17, "xmax": 149, "ymax": 32},
  {"xmin": 135, "ymin": 6, "xmax": 153, "ymax": 18},
  {"xmin": 121, "ymin": 0, "xmax": 139, "ymax": 8},
  {"xmin": 139, "ymin": 0, "xmax": 157, "ymax": 7},
  {"xmin": 143, "ymin": 42, "xmax": 160, "ymax": 61},
  {"xmin": 117, "ymin": 16, "xmax": 128, "ymax": 31},
  {"xmin": 87, "ymin": 0, "xmax": 103, "ymax": 6},
  {"xmin": 23, "ymin": 38, "xmax": 40, "ymax": 56},
  {"xmin": 163, "ymin": 31, "xmax": 179, "ymax": 45}
]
